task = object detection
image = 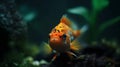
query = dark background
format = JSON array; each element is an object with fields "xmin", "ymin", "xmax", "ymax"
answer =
[
  {"xmin": 15, "ymin": 0, "xmax": 120, "ymax": 43},
  {"xmin": 0, "ymin": 0, "xmax": 120, "ymax": 66}
]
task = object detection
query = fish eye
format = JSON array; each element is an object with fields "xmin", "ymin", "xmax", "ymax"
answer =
[{"xmin": 62, "ymin": 34, "xmax": 67, "ymax": 39}]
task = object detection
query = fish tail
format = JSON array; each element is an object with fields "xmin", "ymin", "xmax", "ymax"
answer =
[
  {"xmin": 80, "ymin": 25, "xmax": 88, "ymax": 34},
  {"xmin": 73, "ymin": 25, "xmax": 88, "ymax": 38}
]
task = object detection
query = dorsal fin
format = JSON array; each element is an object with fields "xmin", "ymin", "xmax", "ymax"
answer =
[
  {"xmin": 60, "ymin": 15, "xmax": 72, "ymax": 27},
  {"xmin": 60, "ymin": 15, "xmax": 80, "ymax": 30}
]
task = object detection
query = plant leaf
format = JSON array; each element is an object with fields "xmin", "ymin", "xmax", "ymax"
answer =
[
  {"xmin": 23, "ymin": 12, "xmax": 37, "ymax": 22},
  {"xmin": 67, "ymin": 7, "xmax": 89, "ymax": 20},
  {"xmin": 92, "ymin": 0, "xmax": 109, "ymax": 11},
  {"xmin": 99, "ymin": 16, "xmax": 120, "ymax": 33}
]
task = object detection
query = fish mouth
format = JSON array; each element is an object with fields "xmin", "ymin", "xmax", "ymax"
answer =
[
  {"xmin": 49, "ymin": 37, "xmax": 63, "ymax": 49},
  {"xmin": 49, "ymin": 37, "xmax": 62, "ymax": 44},
  {"xmin": 49, "ymin": 37, "xmax": 70, "ymax": 52}
]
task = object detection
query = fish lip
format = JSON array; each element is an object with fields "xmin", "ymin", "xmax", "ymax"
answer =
[{"xmin": 49, "ymin": 37, "xmax": 61, "ymax": 44}]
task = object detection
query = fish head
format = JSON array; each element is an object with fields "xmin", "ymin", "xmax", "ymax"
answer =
[{"xmin": 49, "ymin": 32, "xmax": 70, "ymax": 52}]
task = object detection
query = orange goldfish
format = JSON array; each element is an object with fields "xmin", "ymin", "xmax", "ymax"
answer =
[
  {"xmin": 49, "ymin": 15, "xmax": 82, "ymax": 54},
  {"xmin": 40, "ymin": 15, "xmax": 87, "ymax": 61}
]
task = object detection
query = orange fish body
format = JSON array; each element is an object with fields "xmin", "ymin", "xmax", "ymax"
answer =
[{"xmin": 49, "ymin": 15, "xmax": 81, "ymax": 53}]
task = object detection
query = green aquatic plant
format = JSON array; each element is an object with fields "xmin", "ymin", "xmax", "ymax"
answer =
[
  {"xmin": 68, "ymin": 0, "xmax": 120, "ymax": 43},
  {"xmin": 0, "ymin": 0, "xmax": 40, "ymax": 67}
]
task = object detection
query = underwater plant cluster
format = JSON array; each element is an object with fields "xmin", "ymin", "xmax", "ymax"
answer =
[
  {"xmin": 0, "ymin": 0, "xmax": 27, "ymax": 66},
  {"xmin": 0, "ymin": 0, "xmax": 27, "ymax": 38}
]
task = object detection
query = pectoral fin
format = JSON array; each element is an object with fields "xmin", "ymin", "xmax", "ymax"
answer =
[
  {"xmin": 70, "ymin": 39, "xmax": 81, "ymax": 52},
  {"xmin": 40, "ymin": 42, "xmax": 53, "ymax": 56},
  {"xmin": 66, "ymin": 51, "xmax": 77, "ymax": 60}
]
